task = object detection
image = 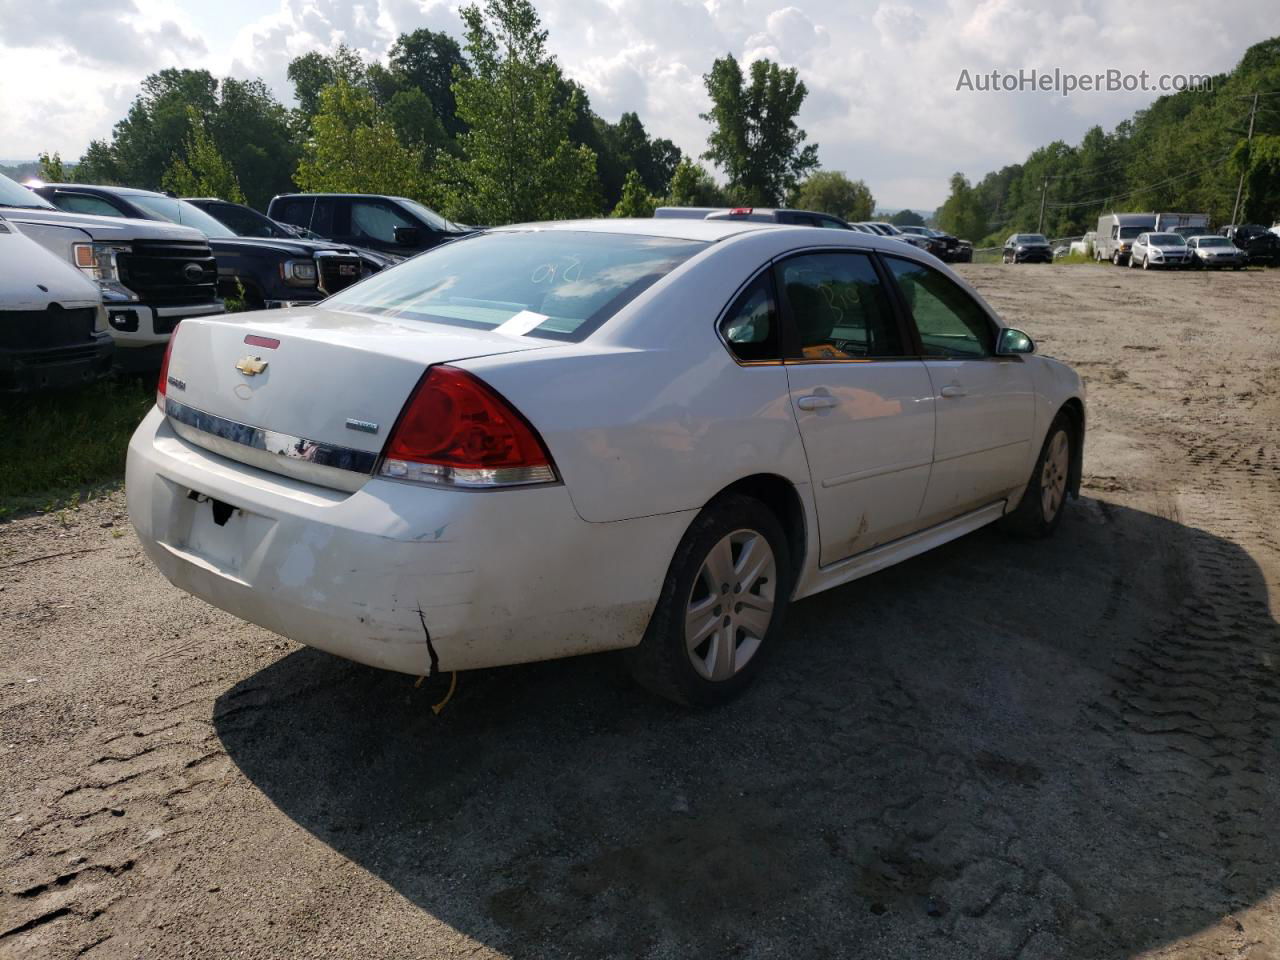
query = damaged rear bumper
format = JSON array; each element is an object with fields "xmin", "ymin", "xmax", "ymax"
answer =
[{"xmin": 126, "ymin": 408, "xmax": 691, "ymax": 675}]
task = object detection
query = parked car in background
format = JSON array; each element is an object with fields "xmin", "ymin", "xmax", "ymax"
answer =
[
  {"xmin": 1219, "ymin": 224, "xmax": 1280, "ymax": 266},
  {"xmin": 127, "ymin": 218, "xmax": 1084, "ymax": 706},
  {"xmin": 1, "ymin": 173, "xmax": 221, "ymax": 369},
  {"xmin": 1002, "ymin": 233, "xmax": 1052, "ymax": 263},
  {"xmin": 267, "ymin": 193, "xmax": 473, "ymax": 257},
  {"xmin": 1170, "ymin": 225, "xmax": 1209, "ymax": 243},
  {"xmin": 33, "ymin": 185, "xmax": 375, "ymax": 311},
  {"xmin": 1095, "ymin": 213, "xmax": 1156, "ymax": 265},
  {"xmin": 1129, "ymin": 232, "xmax": 1190, "ymax": 269},
  {"xmin": 894, "ymin": 225, "xmax": 948, "ymax": 259},
  {"xmin": 183, "ymin": 197, "xmax": 398, "ymax": 268},
  {"xmin": 1187, "ymin": 235, "xmax": 1245, "ymax": 270},
  {"xmin": 1070, "ymin": 233, "xmax": 1094, "ymax": 257},
  {"xmin": 854, "ymin": 222, "xmax": 933, "ymax": 253},
  {"xmin": 1, "ymin": 213, "xmax": 113, "ymax": 392}
]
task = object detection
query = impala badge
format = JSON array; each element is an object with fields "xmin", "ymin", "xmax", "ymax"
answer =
[
  {"xmin": 345, "ymin": 418, "xmax": 379, "ymax": 434},
  {"xmin": 235, "ymin": 355, "xmax": 268, "ymax": 376}
]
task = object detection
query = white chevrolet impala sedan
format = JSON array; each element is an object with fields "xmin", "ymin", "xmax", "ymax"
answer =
[{"xmin": 127, "ymin": 219, "xmax": 1085, "ymax": 704}]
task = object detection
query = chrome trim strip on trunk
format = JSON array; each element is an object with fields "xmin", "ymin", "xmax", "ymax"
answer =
[{"xmin": 164, "ymin": 397, "xmax": 377, "ymax": 493}]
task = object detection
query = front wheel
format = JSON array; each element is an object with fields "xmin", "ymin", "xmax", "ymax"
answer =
[
  {"xmin": 1001, "ymin": 415, "xmax": 1073, "ymax": 538},
  {"xmin": 626, "ymin": 494, "xmax": 792, "ymax": 706},
  {"xmin": 1142, "ymin": 255, "xmax": 1151, "ymax": 270}
]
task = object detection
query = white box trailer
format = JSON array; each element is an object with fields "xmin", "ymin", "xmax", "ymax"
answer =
[
  {"xmin": 1095, "ymin": 213, "xmax": 1156, "ymax": 265},
  {"xmin": 1154, "ymin": 212, "xmax": 1210, "ymax": 232}
]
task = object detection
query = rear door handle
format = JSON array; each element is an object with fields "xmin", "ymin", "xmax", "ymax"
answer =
[
  {"xmin": 796, "ymin": 394, "xmax": 839, "ymax": 411},
  {"xmin": 940, "ymin": 385, "xmax": 967, "ymax": 398}
]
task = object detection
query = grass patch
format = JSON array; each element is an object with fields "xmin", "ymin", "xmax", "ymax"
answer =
[
  {"xmin": 1054, "ymin": 253, "xmax": 1094, "ymax": 265},
  {"xmin": 0, "ymin": 377, "xmax": 154, "ymax": 517}
]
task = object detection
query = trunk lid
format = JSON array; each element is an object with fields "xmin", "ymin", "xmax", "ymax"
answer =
[{"xmin": 164, "ymin": 305, "xmax": 552, "ymax": 490}]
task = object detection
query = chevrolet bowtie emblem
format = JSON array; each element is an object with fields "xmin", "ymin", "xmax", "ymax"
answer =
[{"xmin": 235, "ymin": 355, "xmax": 268, "ymax": 376}]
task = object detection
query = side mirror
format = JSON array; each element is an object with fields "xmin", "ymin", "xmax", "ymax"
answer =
[
  {"xmin": 996, "ymin": 327, "xmax": 1035, "ymax": 356},
  {"xmin": 393, "ymin": 225, "xmax": 421, "ymax": 247}
]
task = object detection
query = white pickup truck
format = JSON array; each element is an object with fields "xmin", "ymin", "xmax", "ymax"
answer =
[
  {"xmin": 0, "ymin": 173, "xmax": 223, "ymax": 370},
  {"xmin": 0, "ymin": 213, "xmax": 113, "ymax": 391}
]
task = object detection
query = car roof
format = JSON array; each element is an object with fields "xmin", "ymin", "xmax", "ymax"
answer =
[
  {"xmin": 486, "ymin": 218, "xmax": 942, "ymax": 255},
  {"xmin": 42, "ymin": 183, "xmax": 166, "ymax": 199}
]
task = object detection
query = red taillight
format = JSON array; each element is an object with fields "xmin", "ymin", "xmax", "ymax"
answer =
[
  {"xmin": 730, "ymin": 207, "xmax": 753, "ymax": 215},
  {"xmin": 379, "ymin": 365, "xmax": 556, "ymax": 488},
  {"xmin": 156, "ymin": 325, "xmax": 179, "ymax": 409}
]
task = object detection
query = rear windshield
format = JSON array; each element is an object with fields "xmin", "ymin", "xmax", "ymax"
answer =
[
  {"xmin": 1198, "ymin": 237, "xmax": 1229, "ymax": 247},
  {"xmin": 324, "ymin": 230, "xmax": 706, "ymax": 340}
]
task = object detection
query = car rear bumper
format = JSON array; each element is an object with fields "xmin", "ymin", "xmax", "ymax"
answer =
[
  {"xmin": 126, "ymin": 409, "xmax": 692, "ymax": 675},
  {"xmin": 0, "ymin": 332, "xmax": 114, "ymax": 393}
]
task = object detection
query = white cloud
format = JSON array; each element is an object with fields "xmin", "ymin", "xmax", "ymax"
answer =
[{"xmin": 1, "ymin": 0, "xmax": 1277, "ymax": 208}]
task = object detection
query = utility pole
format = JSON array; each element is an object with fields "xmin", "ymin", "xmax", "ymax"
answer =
[
  {"xmin": 1229, "ymin": 93, "xmax": 1259, "ymax": 228},
  {"xmin": 1037, "ymin": 177, "xmax": 1048, "ymax": 234}
]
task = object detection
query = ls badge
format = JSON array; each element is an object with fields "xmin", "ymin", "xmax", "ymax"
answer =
[{"xmin": 235, "ymin": 355, "xmax": 269, "ymax": 376}]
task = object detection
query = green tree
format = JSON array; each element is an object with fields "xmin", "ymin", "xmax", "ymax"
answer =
[
  {"xmin": 937, "ymin": 172, "xmax": 987, "ymax": 241},
  {"xmin": 436, "ymin": 0, "xmax": 601, "ymax": 224},
  {"xmin": 162, "ymin": 107, "xmax": 246, "ymax": 202},
  {"xmin": 36, "ymin": 152, "xmax": 67, "ymax": 182},
  {"xmin": 1232, "ymin": 134, "xmax": 1280, "ymax": 224},
  {"xmin": 700, "ymin": 53, "xmax": 819, "ymax": 205},
  {"xmin": 611, "ymin": 170, "xmax": 656, "ymax": 217},
  {"xmin": 295, "ymin": 78, "xmax": 428, "ymax": 197},
  {"xmin": 889, "ymin": 209, "xmax": 925, "ymax": 227},
  {"xmin": 73, "ymin": 140, "xmax": 122, "ymax": 184},
  {"xmin": 790, "ymin": 171, "xmax": 874, "ymax": 220},
  {"xmin": 288, "ymin": 46, "xmax": 368, "ymax": 125},
  {"xmin": 665, "ymin": 158, "xmax": 728, "ymax": 207},
  {"xmin": 378, "ymin": 29, "xmax": 469, "ymax": 136},
  {"xmin": 74, "ymin": 69, "xmax": 295, "ymax": 207}
]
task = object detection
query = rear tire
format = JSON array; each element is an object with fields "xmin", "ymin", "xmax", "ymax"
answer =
[
  {"xmin": 1000, "ymin": 414, "xmax": 1074, "ymax": 539},
  {"xmin": 626, "ymin": 494, "xmax": 792, "ymax": 706}
]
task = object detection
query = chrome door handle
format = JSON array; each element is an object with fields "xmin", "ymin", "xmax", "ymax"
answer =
[
  {"xmin": 940, "ymin": 385, "xmax": 967, "ymax": 398},
  {"xmin": 796, "ymin": 394, "xmax": 839, "ymax": 410}
]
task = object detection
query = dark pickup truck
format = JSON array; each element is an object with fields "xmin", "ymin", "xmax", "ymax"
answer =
[
  {"xmin": 267, "ymin": 193, "xmax": 474, "ymax": 257},
  {"xmin": 33, "ymin": 185, "xmax": 382, "ymax": 310},
  {"xmin": 1219, "ymin": 224, "xmax": 1279, "ymax": 267}
]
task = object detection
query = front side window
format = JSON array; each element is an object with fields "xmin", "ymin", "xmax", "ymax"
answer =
[
  {"xmin": 128, "ymin": 195, "xmax": 237, "ymax": 238},
  {"xmin": 52, "ymin": 193, "xmax": 124, "ymax": 218},
  {"xmin": 884, "ymin": 255, "xmax": 994, "ymax": 358},
  {"xmin": 719, "ymin": 272, "xmax": 779, "ymax": 362},
  {"xmin": 349, "ymin": 200, "xmax": 416, "ymax": 244},
  {"xmin": 324, "ymin": 230, "xmax": 706, "ymax": 341},
  {"xmin": 781, "ymin": 252, "xmax": 903, "ymax": 360},
  {"xmin": 212, "ymin": 203, "xmax": 289, "ymax": 238}
]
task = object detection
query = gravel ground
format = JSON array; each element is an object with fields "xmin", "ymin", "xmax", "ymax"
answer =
[{"xmin": 2, "ymin": 263, "xmax": 1279, "ymax": 960}]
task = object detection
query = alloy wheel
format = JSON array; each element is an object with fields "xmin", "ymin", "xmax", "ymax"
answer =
[
  {"xmin": 684, "ymin": 529, "xmax": 777, "ymax": 682},
  {"xmin": 1040, "ymin": 429, "xmax": 1070, "ymax": 522}
]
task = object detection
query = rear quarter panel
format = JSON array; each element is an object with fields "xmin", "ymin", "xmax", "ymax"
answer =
[{"xmin": 458, "ymin": 238, "xmax": 812, "ymax": 524}]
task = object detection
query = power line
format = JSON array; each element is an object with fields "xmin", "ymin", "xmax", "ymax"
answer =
[{"xmin": 1043, "ymin": 154, "xmax": 1232, "ymax": 210}]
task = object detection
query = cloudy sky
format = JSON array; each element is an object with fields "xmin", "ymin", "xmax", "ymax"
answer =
[{"xmin": 0, "ymin": 0, "xmax": 1274, "ymax": 209}]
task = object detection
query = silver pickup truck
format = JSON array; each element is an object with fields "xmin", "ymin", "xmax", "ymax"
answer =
[{"xmin": 0, "ymin": 173, "xmax": 223, "ymax": 370}]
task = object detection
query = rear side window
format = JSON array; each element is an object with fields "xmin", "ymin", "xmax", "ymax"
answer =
[
  {"xmin": 324, "ymin": 230, "xmax": 706, "ymax": 341},
  {"xmin": 883, "ymin": 256, "xmax": 994, "ymax": 358},
  {"xmin": 52, "ymin": 193, "xmax": 123, "ymax": 218},
  {"xmin": 780, "ymin": 252, "xmax": 903, "ymax": 360},
  {"xmin": 719, "ymin": 272, "xmax": 779, "ymax": 362}
]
